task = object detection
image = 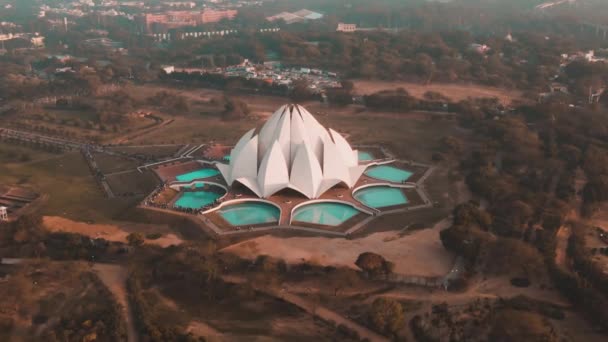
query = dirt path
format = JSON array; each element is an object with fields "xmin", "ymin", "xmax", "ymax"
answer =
[
  {"xmin": 43, "ymin": 216, "xmax": 183, "ymax": 247},
  {"xmin": 555, "ymin": 226, "xmax": 573, "ymax": 274},
  {"xmin": 370, "ymin": 276, "xmax": 570, "ymax": 308},
  {"xmin": 222, "ymin": 275, "xmax": 389, "ymax": 342},
  {"xmin": 93, "ymin": 264, "xmax": 138, "ymax": 342},
  {"xmin": 186, "ymin": 321, "xmax": 224, "ymax": 340}
]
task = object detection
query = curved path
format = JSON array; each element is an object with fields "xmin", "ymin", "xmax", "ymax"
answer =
[
  {"xmin": 222, "ymin": 274, "xmax": 389, "ymax": 342},
  {"xmin": 93, "ymin": 264, "xmax": 138, "ymax": 342}
]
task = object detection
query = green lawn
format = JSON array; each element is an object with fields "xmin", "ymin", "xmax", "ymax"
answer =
[
  {"xmin": 0, "ymin": 152, "xmax": 138, "ymax": 222},
  {"xmin": 0, "ymin": 142, "xmax": 56, "ymax": 164}
]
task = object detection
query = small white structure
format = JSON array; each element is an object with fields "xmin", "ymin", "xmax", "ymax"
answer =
[
  {"xmin": 0, "ymin": 206, "xmax": 7, "ymax": 221},
  {"xmin": 217, "ymin": 104, "xmax": 367, "ymax": 199},
  {"xmin": 337, "ymin": 23, "xmax": 357, "ymax": 32}
]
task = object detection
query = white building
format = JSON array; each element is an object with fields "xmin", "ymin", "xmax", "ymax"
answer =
[
  {"xmin": 337, "ymin": 23, "xmax": 357, "ymax": 32},
  {"xmin": 0, "ymin": 206, "xmax": 7, "ymax": 221},
  {"xmin": 217, "ymin": 104, "xmax": 367, "ymax": 199}
]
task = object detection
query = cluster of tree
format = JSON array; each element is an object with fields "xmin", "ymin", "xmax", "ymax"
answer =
[
  {"xmin": 162, "ymin": 27, "xmax": 578, "ymax": 91},
  {"xmin": 0, "ymin": 214, "xmax": 126, "ymax": 261},
  {"xmin": 368, "ymin": 298, "xmax": 405, "ymax": 337},
  {"xmin": 0, "ymin": 261, "xmax": 126, "ymax": 341},
  {"xmin": 162, "ymin": 71, "xmax": 290, "ymax": 97},
  {"xmin": 126, "ymin": 244, "xmax": 225, "ymax": 341},
  {"xmin": 568, "ymin": 224, "xmax": 608, "ymax": 298},
  {"xmin": 221, "ymin": 96, "xmax": 251, "ymax": 121},
  {"xmin": 38, "ymin": 271, "xmax": 127, "ymax": 342},
  {"xmin": 444, "ymin": 95, "xmax": 608, "ymax": 329},
  {"xmin": 411, "ymin": 298, "xmax": 560, "ymax": 342},
  {"xmin": 146, "ymin": 91, "xmax": 190, "ymax": 114}
]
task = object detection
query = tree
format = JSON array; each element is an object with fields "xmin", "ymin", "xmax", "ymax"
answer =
[
  {"xmin": 127, "ymin": 232, "xmax": 145, "ymax": 246},
  {"xmin": 369, "ymin": 298, "xmax": 405, "ymax": 335},
  {"xmin": 355, "ymin": 252, "xmax": 394, "ymax": 278},
  {"xmin": 290, "ymin": 79, "xmax": 313, "ymax": 102}
]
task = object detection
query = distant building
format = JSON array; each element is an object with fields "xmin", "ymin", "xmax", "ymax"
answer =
[
  {"xmin": 292, "ymin": 9, "xmax": 324, "ymax": 20},
  {"xmin": 266, "ymin": 12, "xmax": 306, "ymax": 25},
  {"xmin": 163, "ymin": 1, "xmax": 196, "ymax": 9},
  {"xmin": 550, "ymin": 82, "xmax": 568, "ymax": 94},
  {"xmin": 83, "ymin": 37, "xmax": 123, "ymax": 50},
  {"xmin": 469, "ymin": 43, "xmax": 491, "ymax": 54},
  {"xmin": 0, "ymin": 206, "xmax": 7, "ymax": 221},
  {"xmin": 30, "ymin": 35, "xmax": 45, "ymax": 47},
  {"xmin": 267, "ymin": 9, "xmax": 323, "ymax": 25},
  {"xmin": 142, "ymin": 9, "xmax": 238, "ymax": 31},
  {"xmin": 337, "ymin": 23, "xmax": 357, "ymax": 32}
]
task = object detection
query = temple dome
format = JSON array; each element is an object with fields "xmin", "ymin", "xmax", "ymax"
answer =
[{"xmin": 217, "ymin": 104, "xmax": 367, "ymax": 199}]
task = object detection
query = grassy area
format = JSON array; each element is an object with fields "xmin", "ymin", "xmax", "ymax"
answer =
[
  {"xmin": 129, "ymin": 116, "xmax": 256, "ymax": 145},
  {"xmin": 107, "ymin": 145, "xmax": 184, "ymax": 159},
  {"xmin": 0, "ymin": 142, "xmax": 56, "ymax": 164},
  {"xmin": 93, "ymin": 152, "xmax": 140, "ymax": 174},
  {"xmin": 106, "ymin": 170, "xmax": 159, "ymax": 195},
  {"xmin": 0, "ymin": 152, "xmax": 137, "ymax": 222}
]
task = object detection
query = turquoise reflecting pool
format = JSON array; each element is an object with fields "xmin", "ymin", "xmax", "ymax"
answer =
[
  {"xmin": 176, "ymin": 168, "xmax": 220, "ymax": 182},
  {"xmin": 358, "ymin": 151, "xmax": 374, "ymax": 161},
  {"xmin": 365, "ymin": 165, "xmax": 413, "ymax": 183},
  {"xmin": 354, "ymin": 186, "xmax": 408, "ymax": 208},
  {"xmin": 292, "ymin": 202, "xmax": 361, "ymax": 226},
  {"xmin": 175, "ymin": 190, "xmax": 223, "ymax": 209},
  {"xmin": 218, "ymin": 202, "xmax": 280, "ymax": 226},
  {"xmin": 223, "ymin": 155, "xmax": 231, "ymax": 161}
]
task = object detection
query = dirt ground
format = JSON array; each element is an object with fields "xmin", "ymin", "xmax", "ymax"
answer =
[
  {"xmin": 222, "ymin": 219, "xmax": 454, "ymax": 278},
  {"xmin": 352, "ymin": 80, "xmax": 525, "ymax": 105},
  {"xmin": 43, "ymin": 216, "xmax": 183, "ymax": 247}
]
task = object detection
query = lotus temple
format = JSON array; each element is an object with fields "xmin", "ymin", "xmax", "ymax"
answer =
[{"xmin": 142, "ymin": 104, "xmax": 434, "ymax": 236}]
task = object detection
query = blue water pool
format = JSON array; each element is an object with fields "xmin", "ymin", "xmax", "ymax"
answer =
[
  {"xmin": 176, "ymin": 168, "xmax": 220, "ymax": 182},
  {"xmin": 175, "ymin": 190, "xmax": 223, "ymax": 209},
  {"xmin": 358, "ymin": 151, "xmax": 374, "ymax": 161},
  {"xmin": 354, "ymin": 186, "xmax": 408, "ymax": 209},
  {"xmin": 223, "ymin": 155, "xmax": 231, "ymax": 161},
  {"xmin": 218, "ymin": 202, "xmax": 280, "ymax": 226},
  {"xmin": 365, "ymin": 165, "xmax": 413, "ymax": 183},
  {"xmin": 292, "ymin": 202, "xmax": 361, "ymax": 226}
]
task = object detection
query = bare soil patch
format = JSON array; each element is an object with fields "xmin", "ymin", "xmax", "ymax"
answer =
[
  {"xmin": 223, "ymin": 220, "xmax": 454, "ymax": 278},
  {"xmin": 43, "ymin": 216, "xmax": 183, "ymax": 247}
]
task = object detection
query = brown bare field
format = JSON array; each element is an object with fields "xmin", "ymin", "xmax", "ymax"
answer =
[
  {"xmin": 43, "ymin": 216, "xmax": 183, "ymax": 247},
  {"xmin": 222, "ymin": 219, "xmax": 454, "ymax": 278},
  {"xmin": 352, "ymin": 80, "xmax": 525, "ymax": 105}
]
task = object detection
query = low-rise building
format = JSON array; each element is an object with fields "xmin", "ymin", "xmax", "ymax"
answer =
[{"xmin": 337, "ymin": 23, "xmax": 357, "ymax": 32}]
